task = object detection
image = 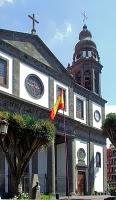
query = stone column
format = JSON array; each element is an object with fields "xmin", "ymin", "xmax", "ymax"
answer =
[
  {"xmin": 92, "ymin": 68, "xmax": 95, "ymax": 93},
  {"xmin": 67, "ymin": 138, "xmax": 76, "ymax": 195},
  {"xmin": 99, "ymin": 72, "xmax": 101, "ymax": 96},
  {"xmin": 88, "ymin": 140, "xmax": 94, "ymax": 194},
  {"xmin": 47, "ymin": 140, "xmax": 55, "ymax": 194},
  {"xmin": 5, "ymin": 157, "xmax": 8, "ymax": 193},
  {"xmin": 13, "ymin": 58, "xmax": 20, "ymax": 96}
]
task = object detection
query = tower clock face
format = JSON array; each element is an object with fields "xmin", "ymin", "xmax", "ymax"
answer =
[
  {"xmin": 25, "ymin": 74, "xmax": 44, "ymax": 99},
  {"xmin": 94, "ymin": 110, "xmax": 101, "ymax": 122}
]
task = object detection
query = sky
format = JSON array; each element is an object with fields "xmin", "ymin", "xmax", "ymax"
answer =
[{"xmin": 0, "ymin": 0, "xmax": 115, "ymax": 106}]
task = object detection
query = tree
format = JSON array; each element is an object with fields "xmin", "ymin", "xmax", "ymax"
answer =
[
  {"xmin": 102, "ymin": 113, "xmax": 116, "ymax": 147},
  {"xmin": 0, "ymin": 111, "xmax": 55, "ymax": 195}
]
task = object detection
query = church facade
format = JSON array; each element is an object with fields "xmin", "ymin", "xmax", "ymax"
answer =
[{"xmin": 0, "ymin": 24, "xmax": 107, "ymax": 196}]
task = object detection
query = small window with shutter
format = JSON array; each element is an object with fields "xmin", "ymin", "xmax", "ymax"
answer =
[{"xmin": 0, "ymin": 57, "xmax": 8, "ymax": 88}]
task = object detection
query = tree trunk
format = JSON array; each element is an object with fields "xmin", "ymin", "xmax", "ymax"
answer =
[{"xmin": 13, "ymin": 176, "xmax": 22, "ymax": 196}]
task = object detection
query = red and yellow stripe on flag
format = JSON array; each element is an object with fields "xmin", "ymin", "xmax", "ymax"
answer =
[{"xmin": 50, "ymin": 89, "xmax": 64, "ymax": 120}]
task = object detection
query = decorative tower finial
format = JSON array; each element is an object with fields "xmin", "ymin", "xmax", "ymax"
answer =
[
  {"xmin": 28, "ymin": 13, "xmax": 39, "ymax": 35},
  {"xmin": 82, "ymin": 11, "xmax": 88, "ymax": 24}
]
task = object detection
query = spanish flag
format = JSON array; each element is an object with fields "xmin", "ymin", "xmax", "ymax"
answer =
[{"xmin": 50, "ymin": 89, "xmax": 64, "ymax": 120}]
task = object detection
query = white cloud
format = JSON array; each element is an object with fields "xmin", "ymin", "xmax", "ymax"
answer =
[
  {"xmin": 105, "ymin": 105, "xmax": 116, "ymax": 116},
  {"xmin": 48, "ymin": 22, "xmax": 72, "ymax": 50},
  {"xmin": 53, "ymin": 23, "xmax": 72, "ymax": 42},
  {"xmin": 0, "ymin": 0, "xmax": 14, "ymax": 6}
]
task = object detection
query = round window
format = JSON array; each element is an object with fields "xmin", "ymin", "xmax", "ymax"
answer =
[
  {"xmin": 25, "ymin": 74, "xmax": 44, "ymax": 99},
  {"xmin": 94, "ymin": 110, "xmax": 101, "ymax": 122}
]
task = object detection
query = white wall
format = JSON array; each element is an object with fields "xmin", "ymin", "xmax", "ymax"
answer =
[
  {"xmin": 75, "ymin": 139, "xmax": 87, "ymax": 165},
  {"xmin": 54, "ymin": 81, "xmax": 69, "ymax": 116},
  {"xmin": 94, "ymin": 144, "xmax": 103, "ymax": 192},
  {"xmin": 38, "ymin": 149, "xmax": 47, "ymax": 193},
  {"xmin": 74, "ymin": 93, "xmax": 86, "ymax": 124},
  {"xmin": 20, "ymin": 62, "xmax": 49, "ymax": 108},
  {"xmin": 0, "ymin": 51, "xmax": 13, "ymax": 94},
  {"xmin": 38, "ymin": 149, "xmax": 47, "ymax": 175},
  {"xmin": 92, "ymin": 103, "xmax": 102, "ymax": 129}
]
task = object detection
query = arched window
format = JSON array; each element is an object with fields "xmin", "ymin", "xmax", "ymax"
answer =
[
  {"xmin": 94, "ymin": 72, "xmax": 99, "ymax": 94},
  {"xmin": 84, "ymin": 70, "xmax": 91, "ymax": 90},
  {"xmin": 77, "ymin": 52, "xmax": 83, "ymax": 60},
  {"xmin": 96, "ymin": 152, "xmax": 101, "ymax": 168}
]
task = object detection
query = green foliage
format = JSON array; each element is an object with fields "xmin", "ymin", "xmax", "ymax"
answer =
[
  {"xmin": 102, "ymin": 113, "xmax": 116, "ymax": 132},
  {"xmin": 0, "ymin": 111, "xmax": 55, "ymax": 196},
  {"xmin": 102, "ymin": 112, "xmax": 116, "ymax": 147},
  {"xmin": 0, "ymin": 111, "xmax": 55, "ymax": 143},
  {"xmin": 33, "ymin": 120, "xmax": 56, "ymax": 142},
  {"xmin": 109, "ymin": 185, "xmax": 116, "ymax": 195},
  {"xmin": 12, "ymin": 193, "xmax": 30, "ymax": 200},
  {"xmin": 41, "ymin": 194, "xmax": 56, "ymax": 200},
  {"xmin": 0, "ymin": 111, "xmax": 10, "ymax": 120}
]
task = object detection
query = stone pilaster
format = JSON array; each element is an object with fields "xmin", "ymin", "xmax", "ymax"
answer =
[
  {"xmin": 0, "ymin": 148, "xmax": 5, "ymax": 193},
  {"xmin": 88, "ymin": 140, "xmax": 94, "ymax": 194},
  {"xmin": 47, "ymin": 140, "xmax": 55, "ymax": 194},
  {"xmin": 69, "ymin": 87, "xmax": 74, "ymax": 119},
  {"xmin": 32, "ymin": 151, "xmax": 38, "ymax": 174},
  {"xmin": 49, "ymin": 77, "xmax": 54, "ymax": 109},
  {"xmin": 13, "ymin": 58, "xmax": 20, "ymax": 96},
  {"xmin": 67, "ymin": 138, "xmax": 76, "ymax": 195}
]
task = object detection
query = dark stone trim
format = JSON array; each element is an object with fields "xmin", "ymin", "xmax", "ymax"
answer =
[
  {"xmin": 49, "ymin": 77, "xmax": 54, "ymax": 109},
  {"xmin": 13, "ymin": 58, "xmax": 20, "ymax": 96},
  {"xmin": 67, "ymin": 138, "xmax": 76, "ymax": 195},
  {"xmin": 69, "ymin": 87, "xmax": 74, "ymax": 119},
  {"xmin": 87, "ymin": 141, "xmax": 94, "ymax": 194},
  {"xmin": 47, "ymin": 141, "xmax": 55, "ymax": 194},
  {"xmin": 71, "ymin": 57, "xmax": 103, "ymax": 71},
  {"xmin": 0, "ymin": 90, "xmax": 106, "ymax": 145},
  {"xmin": 0, "ymin": 39, "xmax": 107, "ymax": 106},
  {"xmin": 32, "ymin": 151, "xmax": 38, "ymax": 174}
]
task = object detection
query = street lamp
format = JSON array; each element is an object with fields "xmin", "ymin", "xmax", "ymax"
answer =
[{"xmin": 0, "ymin": 120, "xmax": 9, "ymax": 135}]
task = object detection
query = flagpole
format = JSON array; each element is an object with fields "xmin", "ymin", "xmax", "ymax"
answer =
[
  {"xmin": 50, "ymin": 88, "xmax": 70, "ymax": 196},
  {"xmin": 63, "ymin": 109, "xmax": 69, "ymax": 197}
]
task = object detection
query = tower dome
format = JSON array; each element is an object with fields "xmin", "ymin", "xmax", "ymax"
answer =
[
  {"xmin": 79, "ymin": 24, "xmax": 92, "ymax": 40},
  {"xmin": 73, "ymin": 24, "xmax": 99, "ymax": 63},
  {"xmin": 67, "ymin": 24, "xmax": 102, "ymax": 95}
]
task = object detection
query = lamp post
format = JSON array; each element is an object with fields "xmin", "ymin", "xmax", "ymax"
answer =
[{"xmin": 0, "ymin": 120, "xmax": 9, "ymax": 135}]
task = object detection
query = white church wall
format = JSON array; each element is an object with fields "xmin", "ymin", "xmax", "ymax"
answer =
[
  {"xmin": 94, "ymin": 144, "xmax": 103, "ymax": 192},
  {"xmin": 92, "ymin": 103, "xmax": 102, "ymax": 129},
  {"xmin": 57, "ymin": 143, "xmax": 66, "ymax": 194},
  {"xmin": 54, "ymin": 81, "xmax": 69, "ymax": 116},
  {"xmin": 0, "ymin": 51, "xmax": 13, "ymax": 94},
  {"xmin": 38, "ymin": 149, "xmax": 47, "ymax": 193},
  {"xmin": 20, "ymin": 62, "xmax": 49, "ymax": 108},
  {"xmin": 75, "ymin": 139, "xmax": 87, "ymax": 165},
  {"xmin": 74, "ymin": 93, "xmax": 86, "ymax": 124}
]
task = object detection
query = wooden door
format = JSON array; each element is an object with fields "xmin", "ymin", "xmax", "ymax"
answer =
[{"xmin": 77, "ymin": 171, "xmax": 85, "ymax": 195}]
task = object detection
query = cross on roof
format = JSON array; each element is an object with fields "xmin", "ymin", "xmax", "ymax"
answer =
[
  {"xmin": 82, "ymin": 11, "xmax": 88, "ymax": 24},
  {"xmin": 28, "ymin": 13, "xmax": 39, "ymax": 35}
]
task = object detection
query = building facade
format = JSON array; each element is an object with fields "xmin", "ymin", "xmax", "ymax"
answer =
[
  {"xmin": 0, "ymin": 24, "xmax": 107, "ymax": 196},
  {"xmin": 107, "ymin": 145, "xmax": 116, "ymax": 187}
]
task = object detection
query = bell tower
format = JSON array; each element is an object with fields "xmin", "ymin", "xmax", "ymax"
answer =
[{"xmin": 67, "ymin": 24, "xmax": 103, "ymax": 96}]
